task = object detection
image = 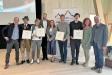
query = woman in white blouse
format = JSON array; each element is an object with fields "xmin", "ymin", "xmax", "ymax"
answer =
[{"xmin": 30, "ymin": 19, "xmax": 43, "ymax": 64}]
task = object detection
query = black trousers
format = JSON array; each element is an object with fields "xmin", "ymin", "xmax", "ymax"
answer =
[
  {"xmin": 70, "ymin": 39, "xmax": 81, "ymax": 63},
  {"xmin": 41, "ymin": 34, "xmax": 48, "ymax": 59}
]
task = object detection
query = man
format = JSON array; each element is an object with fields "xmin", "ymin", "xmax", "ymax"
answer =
[
  {"xmin": 20, "ymin": 16, "xmax": 31, "ymax": 64},
  {"xmin": 91, "ymin": 16, "xmax": 108, "ymax": 73},
  {"xmin": 69, "ymin": 13, "xmax": 83, "ymax": 65},
  {"xmin": 41, "ymin": 13, "xmax": 49, "ymax": 60},
  {"xmin": 57, "ymin": 14, "xmax": 70, "ymax": 63},
  {"xmin": 2, "ymin": 17, "xmax": 22, "ymax": 69}
]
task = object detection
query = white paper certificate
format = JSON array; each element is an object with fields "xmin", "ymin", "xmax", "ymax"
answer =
[
  {"xmin": 73, "ymin": 30, "xmax": 83, "ymax": 39},
  {"xmin": 35, "ymin": 28, "xmax": 45, "ymax": 37},
  {"xmin": 22, "ymin": 30, "xmax": 32, "ymax": 39},
  {"xmin": 55, "ymin": 31, "xmax": 64, "ymax": 41}
]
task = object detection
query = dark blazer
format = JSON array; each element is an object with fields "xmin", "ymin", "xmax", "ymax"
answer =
[
  {"xmin": 2, "ymin": 23, "xmax": 23, "ymax": 42},
  {"xmin": 20, "ymin": 23, "xmax": 32, "ymax": 39}
]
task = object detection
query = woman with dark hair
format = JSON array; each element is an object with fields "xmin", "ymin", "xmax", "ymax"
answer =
[
  {"xmin": 82, "ymin": 18, "xmax": 92, "ymax": 67},
  {"xmin": 47, "ymin": 20, "xmax": 57, "ymax": 62}
]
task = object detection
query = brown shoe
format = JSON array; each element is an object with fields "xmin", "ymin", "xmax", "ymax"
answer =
[{"xmin": 4, "ymin": 65, "xmax": 9, "ymax": 69}]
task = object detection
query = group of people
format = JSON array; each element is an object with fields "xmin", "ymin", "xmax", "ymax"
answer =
[{"xmin": 2, "ymin": 13, "xmax": 108, "ymax": 73}]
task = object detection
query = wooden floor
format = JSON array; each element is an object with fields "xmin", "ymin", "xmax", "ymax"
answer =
[{"xmin": 0, "ymin": 49, "xmax": 112, "ymax": 75}]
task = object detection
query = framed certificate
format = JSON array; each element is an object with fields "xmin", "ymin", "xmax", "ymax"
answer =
[
  {"xmin": 22, "ymin": 30, "xmax": 32, "ymax": 39},
  {"xmin": 35, "ymin": 28, "xmax": 45, "ymax": 37},
  {"xmin": 55, "ymin": 31, "xmax": 64, "ymax": 41},
  {"xmin": 73, "ymin": 30, "xmax": 83, "ymax": 39}
]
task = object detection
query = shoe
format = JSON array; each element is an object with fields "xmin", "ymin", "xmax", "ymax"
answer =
[
  {"xmin": 20, "ymin": 60, "xmax": 25, "ymax": 64},
  {"xmin": 46, "ymin": 58, "xmax": 48, "ymax": 60},
  {"xmin": 37, "ymin": 59, "xmax": 40, "ymax": 64},
  {"xmin": 91, "ymin": 66, "xmax": 97, "ymax": 70},
  {"xmin": 26, "ymin": 59, "xmax": 30, "ymax": 63},
  {"xmin": 63, "ymin": 61, "xmax": 66, "ymax": 64},
  {"xmin": 42, "ymin": 58, "xmax": 45, "ymax": 60},
  {"xmin": 96, "ymin": 68, "xmax": 102, "ymax": 73},
  {"xmin": 4, "ymin": 64, "xmax": 9, "ymax": 69},
  {"xmin": 30, "ymin": 59, "xmax": 34, "ymax": 64},
  {"xmin": 70, "ymin": 61, "xmax": 74, "ymax": 65},
  {"xmin": 82, "ymin": 63, "xmax": 88, "ymax": 67},
  {"xmin": 76, "ymin": 61, "xmax": 79, "ymax": 65},
  {"xmin": 59, "ymin": 60, "xmax": 63, "ymax": 63}
]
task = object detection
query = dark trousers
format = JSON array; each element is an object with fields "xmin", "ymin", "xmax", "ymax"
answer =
[
  {"xmin": 70, "ymin": 39, "xmax": 81, "ymax": 63},
  {"xmin": 42, "ymin": 35, "xmax": 48, "ymax": 59},
  {"xmin": 58, "ymin": 40, "xmax": 67, "ymax": 63},
  {"xmin": 93, "ymin": 43, "xmax": 104, "ymax": 68},
  {"xmin": 5, "ymin": 40, "xmax": 19, "ymax": 65}
]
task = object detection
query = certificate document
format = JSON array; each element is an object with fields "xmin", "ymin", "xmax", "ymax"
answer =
[
  {"xmin": 73, "ymin": 30, "xmax": 83, "ymax": 39},
  {"xmin": 22, "ymin": 30, "xmax": 32, "ymax": 39},
  {"xmin": 55, "ymin": 31, "xmax": 64, "ymax": 41},
  {"xmin": 35, "ymin": 28, "xmax": 45, "ymax": 37}
]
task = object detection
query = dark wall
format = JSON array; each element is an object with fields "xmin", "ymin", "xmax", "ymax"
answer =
[
  {"xmin": 0, "ymin": 25, "xmax": 7, "ymax": 49},
  {"xmin": 35, "ymin": 0, "xmax": 42, "ymax": 19},
  {"xmin": 0, "ymin": 0, "xmax": 42, "ymax": 49}
]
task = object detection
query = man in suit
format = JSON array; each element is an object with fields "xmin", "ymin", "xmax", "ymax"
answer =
[
  {"xmin": 69, "ymin": 13, "xmax": 83, "ymax": 65},
  {"xmin": 20, "ymin": 16, "xmax": 32, "ymax": 64},
  {"xmin": 91, "ymin": 16, "xmax": 108, "ymax": 73},
  {"xmin": 2, "ymin": 17, "xmax": 22, "ymax": 69},
  {"xmin": 41, "ymin": 13, "xmax": 49, "ymax": 60}
]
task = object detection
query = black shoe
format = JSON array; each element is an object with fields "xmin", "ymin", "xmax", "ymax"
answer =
[
  {"xmin": 26, "ymin": 59, "xmax": 30, "ymax": 63},
  {"xmin": 96, "ymin": 68, "xmax": 102, "ymax": 73},
  {"xmin": 59, "ymin": 60, "xmax": 63, "ymax": 63},
  {"xmin": 91, "ymin": 66, "xmax": 97, "ymax": 70},
  {"xmin": 70, "ymin": 61, "xmax": 74, "ymax": 65},
  {"xmin": 46, "ymin": 58, "xmax": 48, "ymax": 60},
  {"xmin": 76, "ymin": 61, "xmax": 79, "ymax": 65},
  {"xmin": 42, "ymin": 58, "xmax": 45, "ymax": 60},
  {"xmin": 20, "ymin": 60, "xmax": 25, "ymax": 64}
]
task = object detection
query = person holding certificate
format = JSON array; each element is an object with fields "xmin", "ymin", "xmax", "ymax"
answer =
[
  {"xmin": 47, "ymin": 20, "xmax": 56, "ymax": 62},
  {"xmin": 20, "ymin": 16, "xmax": 32, "ymax": 64},
  {"xmin": 57, "ymin": 14, "xmax": 70, "ymax": 63},
  {"xmin": 81, "ymin": 18, "xmax": 92, "ymax": 67},
  {"xmin": 91, "ymin": 16, "xmax": 108, "ymax": 73},
  {"xmin": 2, "ymin": 17, "xmax": 22, "ymax": 69},
  {"xmin": 69, "ymin": 13, "xmax": 83, "ymax": 65},
  {"xmin": 30, "ymin": 19, "xmax": 43, "ymax": 64},
  {"xmin": 41, "ymin": 13, "xmax": 49, "ymax": 60}
]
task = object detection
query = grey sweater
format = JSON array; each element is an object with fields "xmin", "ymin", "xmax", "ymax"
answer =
[{"xmin": 57, "ymin": 22, "xmax": 70, "ymax": 40}]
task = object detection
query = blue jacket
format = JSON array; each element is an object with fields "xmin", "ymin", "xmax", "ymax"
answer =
[{"xmin": 91, "ymin": 23, "xmax": 108, "ymax": 48}]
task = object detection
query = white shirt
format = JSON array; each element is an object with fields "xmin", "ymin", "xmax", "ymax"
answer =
[
  {"xmin": 32, "ymin": 27, "xmax": 42, "ymax": 40},
  {"xmin": 43, "ymin": 20, "xmax": 47, "ymax": 32}
]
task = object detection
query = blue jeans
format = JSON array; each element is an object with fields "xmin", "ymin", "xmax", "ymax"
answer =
[
  {"xmin": 93, "ymin": 43, "xmax": 104, "ymax": 68},
  {"xmin": 58, "ymin": 40, "xmax": 67, "ymax": 63}
]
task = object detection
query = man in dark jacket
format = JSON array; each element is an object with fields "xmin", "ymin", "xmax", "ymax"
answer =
[
  {"xmin": 2, "ymin": 17, "xmax": 22, "ymax": 69},
  {"xmin": 20, "ymin": 16, "xmax": 32, "ymax": 64},
  {"xmin": 69, "ymin": 13, "xmax": 83, "ymax": 65}
]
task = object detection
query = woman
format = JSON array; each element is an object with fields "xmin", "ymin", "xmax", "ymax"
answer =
[
  {"xmin": 82, "ymin": 18, "xmax": 92, "ymax": 67},
  {"xmin": 30, "ymin": 19, "xmax": 43, "ymax": 64},
  {"xmin": 47, "ymin": 20, "xmax": 56, "ymax": 62}
]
